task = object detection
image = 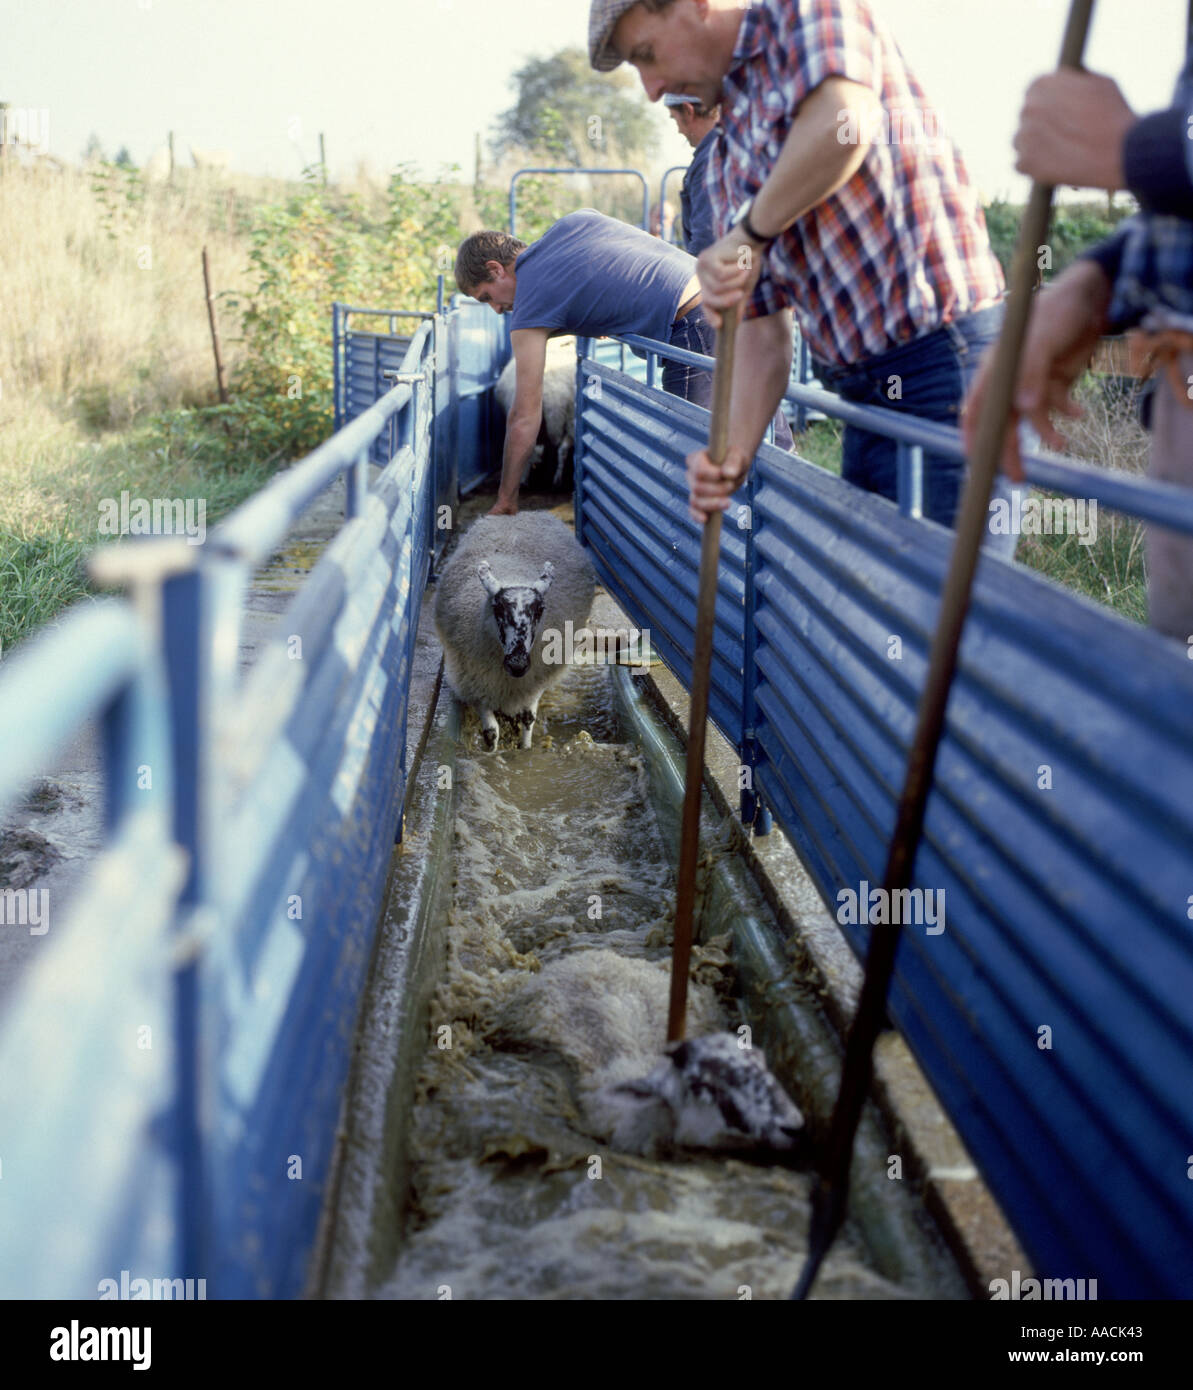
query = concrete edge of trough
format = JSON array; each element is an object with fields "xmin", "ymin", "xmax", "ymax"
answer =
[
  {"xmin": 611, "ymin": 664, "xmax": 967, "ymax": 1297},
  {"xmin": 309, "ymin": 589, "xmax": 459, "ymax": 1300}
]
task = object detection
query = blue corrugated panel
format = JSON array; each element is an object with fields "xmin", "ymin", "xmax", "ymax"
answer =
[
  {"xmin": 450, "ymin": 296, "xmax": 509, "ymax": 495},
  {"xmin": 575, "ymin": 341, "xmax": 1193, "ymax": 1298},
  {"xmin": 576, "ymin": 363, "xmax": 747, "ymax": 742},
  {"xmin": 751, "ymin": 448, "xmax": 1193, "ymax": 1298},
  {"xmin": 344, "ymin": 331, "xmax": 412, "ymax": 463}
]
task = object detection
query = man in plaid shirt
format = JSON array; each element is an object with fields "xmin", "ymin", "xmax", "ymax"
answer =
[{"xmin": 589, "ymin": 0, "xmax": 1007, "ymax": 529}]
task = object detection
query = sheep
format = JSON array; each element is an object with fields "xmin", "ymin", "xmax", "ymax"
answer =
[
  {"xmin": 434, "ymin": 512, "xmax": 595, "ymax": 751},
  {"xmin": 490, "ymin": 950, "xmax": 806, "ymax": 1158},
  {"xmin": 494, "ymin": 336, "xmax": 577, "ymax": 490},
  {"xmin": 597, "ymin": 1033, "xmax": 806, "ymax": 1158}
]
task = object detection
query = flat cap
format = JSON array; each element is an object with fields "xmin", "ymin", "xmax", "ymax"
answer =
[{"xmin": 588, "ymin": 0, "xmax": 641, "ymax": 72}]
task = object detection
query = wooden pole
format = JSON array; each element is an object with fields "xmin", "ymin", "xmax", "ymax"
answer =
[
  {"xmin": 319, "ymin": 132, "xmax": 327, "ymax": 186},
  {"xmin": 667, "ymin": 305, "xmax": 739, "ymax": 1043},
  {"xmin": 201, "ymin": 246, "xmax": 229, "ymax": 405},
  {"xmin": 791, "ymin": 0, "xmax": 1097, "ymax": 1301},
  {"xmin": 168, "ymin": 130, "xmax": 175, "ymax": 183}
]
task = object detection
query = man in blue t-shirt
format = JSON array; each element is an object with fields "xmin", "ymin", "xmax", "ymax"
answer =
[{"xmin": 455, "ymin": 209, "xmax": 792, "ymax": 515}]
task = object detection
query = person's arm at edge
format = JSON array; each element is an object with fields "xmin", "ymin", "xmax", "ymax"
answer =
[
  {"xmin": 1014, "ymin": 69, "xmax": 1193, "ymax": 217},
  {"xmin": 1123, "ymin": 99, "xmax": 1193, "ymax": 217},
  {"xmin": 961, "ymin": 259, "xmax": 1112, "ymax": 482},
  {"xmin": 490, "ymin": 328, "xmax": 547, "ymax": 516}
]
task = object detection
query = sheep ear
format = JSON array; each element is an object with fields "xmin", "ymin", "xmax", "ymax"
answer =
[
  {"xmin": 534, "ymin": 561, "xmax": 555, "ymax": 595},
  {"xmin": 478, "ymin": 562, "xmax": 501, "ymax": 597}
]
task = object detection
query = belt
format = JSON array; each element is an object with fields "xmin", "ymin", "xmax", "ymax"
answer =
[
  {"xmin": 1128, "ymin": 322, "xmax": 1193, "ymax": 411},
  {"xmin": 674, "ymin": 293, "xmax": 702, "ymax": 322}
]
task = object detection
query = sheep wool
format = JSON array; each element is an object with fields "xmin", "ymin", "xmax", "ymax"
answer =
[
  {"xmin": 494, "ymin": 337, "xmax": 577, "ymax": 488},
  {"xmin": 434, "ymin": 512, "xmax": 596, "ymax": 750}
]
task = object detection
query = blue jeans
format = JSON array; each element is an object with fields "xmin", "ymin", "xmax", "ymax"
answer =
[
  {"xmin": 812, "ymin": 303, "xmax": 1015, "ymax": 547},
  {"xmin": 665, "ymin": 305, "xmax": 794, "ymax": 451}
]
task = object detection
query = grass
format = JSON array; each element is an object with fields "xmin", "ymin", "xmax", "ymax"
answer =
[
  {"xmin": 789, "ymin": 380, "xmax": 1149, "ymax": 623},
  {"xmin": 0, "ymin": 163, "xmax": 283, "ymax": 651}
]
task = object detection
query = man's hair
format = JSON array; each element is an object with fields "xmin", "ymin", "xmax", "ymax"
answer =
[{"xmin": 454, "ymin": 230, "xmax": 527, "ymax": 294}]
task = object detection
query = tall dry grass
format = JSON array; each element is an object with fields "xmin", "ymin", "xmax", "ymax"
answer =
[
  {"xmin": 0, "ymin": 162, "xmax": 284, "ymax": 648},
  {"xmin": 0, "ymin": 162, "xmax": 269, "ymax": 423}
]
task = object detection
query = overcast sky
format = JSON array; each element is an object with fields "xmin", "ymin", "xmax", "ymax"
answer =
[{"xmin": 1, "ymin": 0, "xmax": 1185, "ymax": 201}]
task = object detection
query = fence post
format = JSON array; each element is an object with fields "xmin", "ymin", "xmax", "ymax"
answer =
[
  {"xmin": 793, "ymin": 329, "xmax": 809, "ymax": 434},
  {"xmin": 332, "ymin": 303, "xmax": 344, "ymax": 433},
  {"xmin": 896, "ymin": 441, "xmax": 924, "ymax": 519},
  {"xmin": 159, "ymin": 562, "xmax": 211, "ymax": 1284},
  {"xmin": 574, "ymin": 339, "xmax": 591, "ymax": 548},
  {"xmin": 740, "ymin": 464, "xmax": 769, "ymax": 832}
]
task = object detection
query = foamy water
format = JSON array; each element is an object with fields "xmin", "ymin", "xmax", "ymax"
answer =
[{"xmin": 377, "ymin": 664, "xmax": 920, "ymax": 1300}]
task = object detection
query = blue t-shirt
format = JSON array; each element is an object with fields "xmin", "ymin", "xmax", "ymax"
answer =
[{"xmin": 509, "ymin": 209, "xmax": 696, "ymax": 343}]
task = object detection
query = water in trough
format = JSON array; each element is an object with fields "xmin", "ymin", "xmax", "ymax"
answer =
[{"xmin": 376, "ymin": 661, "xmax": 961, "ymax": 1300}]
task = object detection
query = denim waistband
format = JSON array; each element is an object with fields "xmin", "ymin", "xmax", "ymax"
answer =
[{"xmin": 813, "ymin": 302, "xmax": 1004, "ymax": 386}]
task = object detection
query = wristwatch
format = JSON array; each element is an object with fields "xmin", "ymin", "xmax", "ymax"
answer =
[{"xmin": 733, "ymin": 198, "xmax": 777, "ymax": 248}]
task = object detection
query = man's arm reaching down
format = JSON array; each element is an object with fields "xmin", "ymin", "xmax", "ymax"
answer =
[{"xmin": 490, "ymin": 328, "xmax": 547, "ymax": 516}]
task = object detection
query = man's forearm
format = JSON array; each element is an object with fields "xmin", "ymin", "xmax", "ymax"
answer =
[
  {"xmin": 499, "ymin": 415, "xmax": 541, "ymax": 501},
  {"xmin": 728, "ymin": 314, "xmax": 794, "ymax": 461}
]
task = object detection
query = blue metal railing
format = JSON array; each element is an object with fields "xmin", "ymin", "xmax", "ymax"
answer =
[
  {"xmin": 508, "ymin": 166, "xmax": 650, "ymax": 236},
  {"xmin": 659, "ymin": 163, "xmax": 687, "ymax": 246},
  {"xmin": 0, "ymin": 292, "xmax": 490, "ymax": 1298},
  {"xmin": 573, "ymin": 329, "xmax": 1193, "ymax": 1298}
]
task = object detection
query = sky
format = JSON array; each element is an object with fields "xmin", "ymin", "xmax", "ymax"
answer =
[{"xmin": 0, "ymin": 0, "xmax": 1185, "ymax": 202}]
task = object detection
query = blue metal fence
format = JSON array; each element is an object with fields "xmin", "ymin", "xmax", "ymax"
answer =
[
  {"xmin": 0, "ymin": 293, "xmax": 492, "ymax": 1298},
  {"xmin": 573, "ymin": 330, "xmax": 1193, "ymax": 1298},
  {"xmin": 508, "ymin": 166, "xmax": 650, "ymax": 236}
]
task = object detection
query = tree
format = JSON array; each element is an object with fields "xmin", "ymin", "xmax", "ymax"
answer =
[
  {"xmin": 490, "ymin": 47, "xmax": 662, "ymax": 167},
  {"xmin": 114, "ymin": 146, "xmax": 135, "ymax": 169},
  {"xmin": 81, "ymin": 132, "xmax": 106, "ymax": 165}
]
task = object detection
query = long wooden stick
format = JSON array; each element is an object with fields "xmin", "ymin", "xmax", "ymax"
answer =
[
  {"xmin": 667, "ymin": 305, "xmax": 739, "ymax": 1043},
  {"xmin": 791, "ymin": 0, "xmax": 1097, "ymax": 1300}
]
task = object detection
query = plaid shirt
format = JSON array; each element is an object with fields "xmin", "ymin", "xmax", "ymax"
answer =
[{"xmin": 707, "ymin": 0, "xmax": 1005, "ymax": 366}]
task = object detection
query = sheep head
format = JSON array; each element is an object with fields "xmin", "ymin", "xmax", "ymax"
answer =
[{"xmin": 477, "ymin": 561, "xmax": 555, "ymax": 677}]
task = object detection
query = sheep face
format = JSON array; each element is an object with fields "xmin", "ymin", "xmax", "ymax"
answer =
[{"xmin": 478, "ymin": 561, "xmax": 554, "ymax": 678}]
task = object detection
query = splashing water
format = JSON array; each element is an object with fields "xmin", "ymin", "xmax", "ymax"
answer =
[{"xmin": 378, "ymin": 664, "xmax": 925, "ymax": 1300}]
